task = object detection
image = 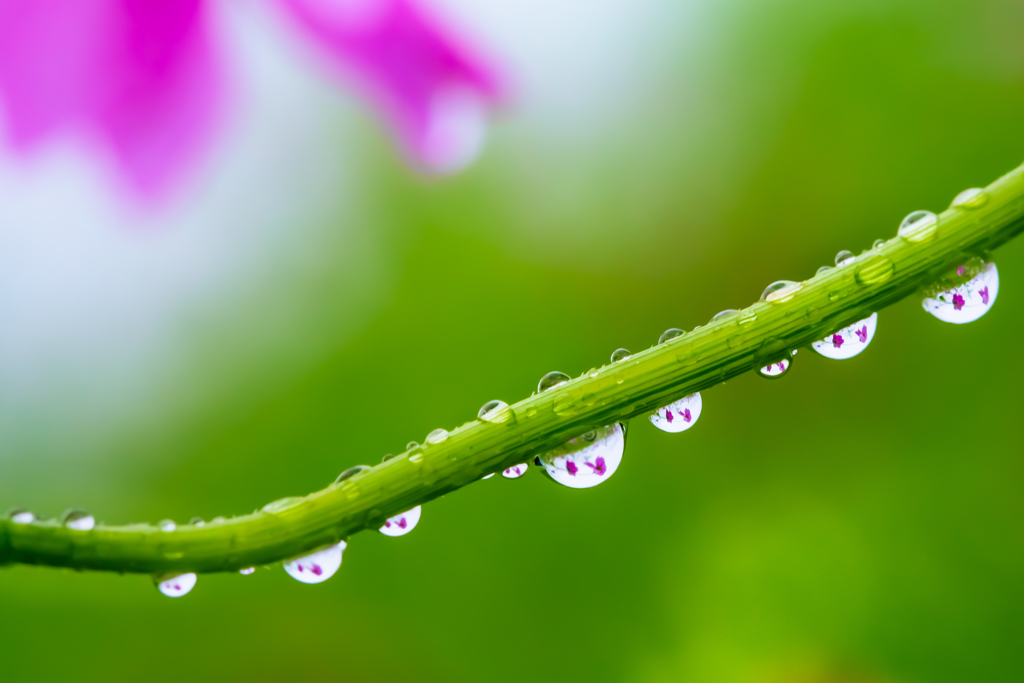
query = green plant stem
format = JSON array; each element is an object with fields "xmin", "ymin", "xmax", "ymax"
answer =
[{"xmin": 4, "ymin": 162, "xmax": 1024, "ymax": 575}]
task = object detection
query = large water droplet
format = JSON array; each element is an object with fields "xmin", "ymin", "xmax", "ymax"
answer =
[
  {"xmin": 711, "ymin": 309, "xmax": 739, "ymax": 322},
  {"xmin": 478, "ymin": 400, "xmax": 512, "ymax": 423},
  {"xmin": 658, "ymin": 328, "xmax": 685, "ymax": 344},
  {"xmin": 538, "ymin": 371, "xmax": 570, "ymax": 393},
  {"xmin": 502, "ymin": 463, "xmax": 528, "ymax": 479},
  {"xmin": 158, "ymin": 519, "xmax": 176, "ymax": 532},
  {"xmin": 425, "ymin": 428, "xmax": 449, "ymax": 445},
  {"xmin": 10, "ymin": 509, "xmax": 34, "ymax": 524},
  {"xmin": 650, "ymin": 394, "xmax": 702, "ymax": 433},
  {"xmin": 380, "ymin": 506, "xmax": 422, "ymax": 537},
  {"xmin": 812, "ymin": 312, "xmax": 878, "ymax": 359},
  {"xmin": 951, "ymin": 188, "xmax": 989, "ymax": 209},
  {"xmin": 239, "ymin": 567, "xmax": 255, "ymax": 575},
  {"xmin": 610, "ymin": 348, "xmax": 631, "ymax": 363},
  {"xmin": 855, "ymin": 254, "xmax": 894, "ymax": 285},
  {"xmin": 898, "ymin": 210, "xmax": 938, "ymax": 242},
  {"xmin": 284, "ymin": 541, "xmax": 346, "ymax": 584},
  {"xmin": 758, "ymin": 353, "xmax": 793, "ymax": 379},
  {"xmin": 536, "ymin": 423, "xmax": 625, "ymax": 489},
  {"xmin": 262, "ymin": 497, "xmax": 303, "ymax": 514},
  {"xmin": 190, "ymin": 517, "xmax": 206, "ymax": 527},
  {"xmin": 761, "ymin": 281, "xmax": 802, "ymax": 303},
  {"xmin": 63, "ymin": 510, "xmax": 95, "ymax": 531},
  {"xmin": 922, "ymin": 259, "xmax": 998, "ymax": 324},
  {"xmin": 155, "ymin": 572, "xmax": 197, "ymax": 598},
  {"xmin": 835, "ymin": 250, "xmax": 855, "ymax": 266},
  {"xmin": 335, "ymin": 466, "xmax": 372, "ymax": 484}
]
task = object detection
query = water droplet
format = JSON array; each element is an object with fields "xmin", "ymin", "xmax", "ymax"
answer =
[
  {"xmin": 812, "ymin": 312, "xmax": 878, "ymax": 359},
  {"xmin": 335, "ymin": 466, "xmax": 372, "ymax": 484},
  {"xmin": 898, "ymin": 210, "xmax": 938, "ymax": 242},
  {"xmin": 835, "ymin": 250, "xmax": 855, "ymax": 266},
  {"xmin": 650, "ymin": 394, "xmax": 702, "ymax": 433},
  {"xmin": 380, "ymin": 506, "xmax": 422, "ymax": 537},
  {"xmin": 951, "ymin": 188, "xmax": 988, "ymax": 209},
  {"xmin": 62, "ymin": 510, "xmax": 95, "ymax": 531},
  {"xmin": 425, "ymin": 428, "xmax": 449, "ymax": 445},
  {"xmin": 761, "ymin": 281, "xmax": 802, "ymax": 303},
  {"xmin": 478, "ymin": 400, "xmax": 512, "ymax": 423},
  {"xmin": 711, "ymin": 309, "xmax": 739, "ymax": 322},
  {"xmin": 538, "ymin": 371, "xmax": 570, "ymax": 393},
  {"xmin": 922, "ymin": 259, "xmax": 998, "ymax": 324},
  {"xmin": 610, "ymin": 348, "xmax": 631, "ymax": 363},
  {"xmin": 381, "ymin": 454, "xmax": 396, "ymax": 463},
  {"xmin": 406, "ymin": 441, "xmax": 420, "ymax": 451},
  {"xmin": 158, "ymin": 519, "xmax": 176, "ymax": 532},
  {"xmin": 816, "ymin": 265, "xmax": 833, "ymax": 276},
  {"xmin": 758, "ymin": 356, "xmax": 792, "ymax": 379},
  {"xmin": 284, "ymin": 541, "xmax": 346, "ymax": 584},
  {"xmin": 502, "ymin": 463, "xmax": 529, "ymax": 479},
  {"xmin": 9, "ymin": 509, "xmax": 34, "ymax": 524},
  {"xmin": 239, "ymin": 567, "xmax": 255, "ymax": 575},
  {"xmin": 481, "ymin": 473, "xmax": 495, "ymax": 480},
  {"xmin": 536, "ymin": 423, "xmax": 625, "ymax": 489},
  {"xmin": 155, "ymin": 572, "xmax": 197, "ymax": 598},
  {"xmin": 854, "ymin": 254, "xmax": 894, "ymax": 285},
  {"xmin": 658, "ymin": 328, "xmax": 686, "ymax": 344},
  {"xmin": 262, "ymin": 497, "xmax": 303, "ymax": 514},
  {"xmin": 872, "ymin": 238, "xmax": 886, "ymax": 249},
  {"xmin": 190, "ymin": 517, "xmax": 206, "ymax": 527},
  {"xmin": 211, "ymin": 516, "xmax": 227, "ymax": 524}
]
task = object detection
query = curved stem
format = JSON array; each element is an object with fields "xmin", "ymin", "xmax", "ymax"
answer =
[{"xmin": 5, "ymin": 162, "xmax": 1024, "ymax": 575}]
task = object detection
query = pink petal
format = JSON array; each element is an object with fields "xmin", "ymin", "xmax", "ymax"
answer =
[
  {"xmin": 276, "ymin": 0, "xmax": 504, "ymax": 173},
  {"xmin": 0, "ymin": 0, "xmax": 226, "ymax": 202}
]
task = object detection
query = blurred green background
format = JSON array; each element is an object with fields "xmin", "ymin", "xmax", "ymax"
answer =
[{"xmin": 3, "ymin": 0, "xmax": 1024, "ymax": 681}]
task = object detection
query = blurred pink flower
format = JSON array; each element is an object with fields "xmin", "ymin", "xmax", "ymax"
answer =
[{"xmin": 0, "ymin": 0, "xmax": 504, "ymax": 203}]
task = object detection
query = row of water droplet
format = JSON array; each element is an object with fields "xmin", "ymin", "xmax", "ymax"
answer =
[{"xmin": 8, "ymin": 187, "xmax": 1000, "ymax": 597}]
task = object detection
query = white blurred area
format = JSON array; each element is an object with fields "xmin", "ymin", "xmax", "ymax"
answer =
[{"xmin": 0, "ymin": 0, "xmax": 700, "ymax": 459}]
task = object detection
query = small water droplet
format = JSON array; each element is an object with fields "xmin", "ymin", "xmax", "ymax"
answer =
[
  {"xmin": 478, "ymin": 400, "xmax": 512, "ymax": 423},
  {"xmin": 62, "ymin": 510, "xmax": 95, "ymax": 531},
  {"xmin": 538, "ymin": 372, "xmax": 570, "ymax": 393},
  {"xmin": 190, "ymin": 517, "xmax": 206, "ymax": 527},
  {"xmin": 335, "ymin": 466, "xmax": 372, "ymax": 484},
  {"xmin": 9, "ymin": 509, "xmax": 34, "ymax": 524},
  {"xmin": 406, "ymin": 441, "xmax": 420, "ymax": 451},
  {"xmin": 536, "ymin": 423, "xmax": 625, "ymax": 489},
  {"xmin": 711, "ymin": 309, "xmax": 739, "ymax": 322},
  {"xmin": 812, "ymin": 312, "xmax": 878, "ymax": 359},
  {"xmin": 816, "ymin": 265, "xmax": 833, "ymax": 276},
  {"xmin": 381, "ymin": 454, "xmax": 396, "ymax": 463},
  {"xmin": 502, "ymin": 463, "xmax": 529, "ymax": 479},
  {"xmin": 155, "ymin": 572, "xmax": 197, "ymax": 598},
  {"xmin": 898, "ymin": 210, "xmax": 938, "ymax": 242},
  {"xmin": 481, "ymin": 473, "xmax": 495, "ymax": 480},
  {"xmin": 758, "ymin": 356, "xmax": 793, "ymax": 379},
  {"xmin": 262, "ymin": 497, "xmax": 303, "ymax": 514},
  {"xmin": 158, "ymin": 519, "xmax": 176, "ymax": 532},
  {"xmin": 610, "ymin": 348, "xmax": 631, "ymax": 363},
  {"xmin": 872, "ymin": 238, "xmax": 886, "ymax": 249},
  {"xmin": 658, "ymin": 328, "xmax": 686, "ymax": 344},
  {"xmin": 284, "ymin": 541, "xmax": 346, "ymax": 584},
  {"xmin": 854, "ymin": 254, "xmax": 894, "ymax": 285},
  {"xmin": 425, "ymin": 428, "xmax": 449, "ymax": 445},
  {"xmin": 835, "ymin": 250, "xmax": 855, "ymax": 266},
  {"xmin": 761, "ymin": 281, "xmax": 802, "ymax": 303},
  {"xmin": 239, "ymin": 567, "xmax": 255, "ymax": 575},
  {"xmin": 380, "ymin": 506, "xmax": 422, "ymax": 537},
  {"xmin": 951, "ymin": 188, "xmax": 989, "ymax": 209},
  {"xmin": 650, "ymin": 394, "xmax": 702, "ymax": 433},
  {"xmin": 211, "ymin": 516, "xmax": 227, "ymax": 524},
  {"xmin": 922, "ymin": 259, "xmax": 998, "ymax": 324}
]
